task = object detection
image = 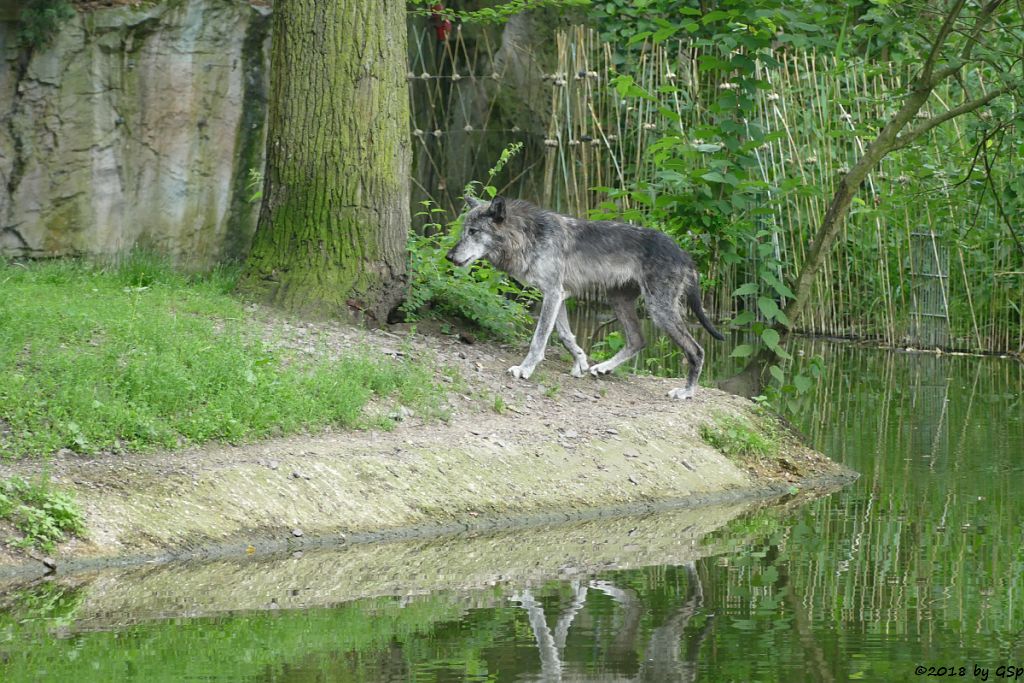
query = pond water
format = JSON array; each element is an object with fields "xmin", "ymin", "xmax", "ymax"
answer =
[{"xmin": 0, "ymin": 339, "xmax": 1021, "ymax": 682}]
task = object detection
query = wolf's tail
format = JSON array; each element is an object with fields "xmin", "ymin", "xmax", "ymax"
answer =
[{"xmin": 687, "ymin": 285, "xmax": 726, "ymax": 341}]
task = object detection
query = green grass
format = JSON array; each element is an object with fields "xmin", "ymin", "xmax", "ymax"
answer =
[
  {"xmin": 699, "ymin": 413, "xmax": 778, "ymax": 461},
  {"xmin": 0, "ymin": 255, "xmax": 445, "ymax": 459},
  {"xmin": 0, "ymin": 476, "xmax": 84, "ymax": 552}
]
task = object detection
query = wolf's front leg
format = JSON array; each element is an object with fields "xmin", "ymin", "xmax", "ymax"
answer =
[
  {"xmin": 555, "ymin": 302, "xmax": 589, "ymax": 377},
  {"xmin": 509, "ymin": 292, "xmax": 563, "ymax": 380}
]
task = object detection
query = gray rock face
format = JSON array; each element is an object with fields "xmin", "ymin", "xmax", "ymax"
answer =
[{"xmin": 0, "ymin": 0, "xmax": 271, "ymax": 266}]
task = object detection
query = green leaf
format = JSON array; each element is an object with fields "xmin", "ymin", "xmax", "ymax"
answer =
[
  {"xmin": 732, "ymin": 282, "xmax": 758, "ymax": 297},
  {"xmin": 757, "ymin": 297, "xmax": 780, "ymax": 320},
  {"xmin": 652, "ymin": 26, "xmax": 677, "ymax": 42},
  {"xmin": 702, "ymin": 9, "xmax": 732, "ymax": 24},
  {"xmin": 730, "ymin": 344, "xmax": 754, "ymax": 358},
  {"xmin": 761, "ymin": 328, "xmax": 781, "ymax": 350},
  {"xmin": 769, "ymin": 365, "xmax": 785, "ymax": 383},
  {"xmin": 793, "ymin": 374, "xmax": 813, "ymax": 393},
  {"xmin": 762, "ymin": 273, "xmax": 795, "ymax": 299},
  {"xmin": 731, "ymin": 310, "xmax": 755, "ymax": 326},
  {"xmin": 627, "ymin": 30, "xmax": 652, "ymax": 45}
]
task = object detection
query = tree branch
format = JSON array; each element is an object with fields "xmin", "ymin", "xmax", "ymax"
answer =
[
  {"xmin": 921, "ymin": 0, "xmax": 968, "ymax": 85},
  {"xmin": 960, "ymin": 0, "xmax": 1006, "ymax": 64},
  {"xmin": 929, "ymin": 0, "xmax": 1006, "ymax": 84},
  {"xmin": 981, "ymin": 132, "xmax": 1024, "ymax": 258},
  {"xmin": 893, "ymin": 81, "xmax": 1019, "ymax": 149}
]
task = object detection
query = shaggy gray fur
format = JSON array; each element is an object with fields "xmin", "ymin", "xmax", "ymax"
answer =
[{"xmin": 447, "ymin": 196, "xmax": 724, "ymax": 399}]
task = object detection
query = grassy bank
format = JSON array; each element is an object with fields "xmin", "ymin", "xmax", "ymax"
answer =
[{"xmin": 0, "ymin": 256, "xmax": 446, "ymax": 461}]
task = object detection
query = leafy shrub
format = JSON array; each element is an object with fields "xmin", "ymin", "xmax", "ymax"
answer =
[
  {"xmin": 403, "ymin": 215, "xmax": 538, "ymax": 341},
  {"xmin": 589, "ymin": 331, "xmax": 625, "ymax": 363},
  {"xmin": 402, "ymin": 143, "xmax": 539, "ymax": 341}
]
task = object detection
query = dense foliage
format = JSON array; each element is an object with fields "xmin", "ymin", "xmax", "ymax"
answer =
[{"xmin": 579, "ymin": 0, "xmax": 1022, "ymax": 395}]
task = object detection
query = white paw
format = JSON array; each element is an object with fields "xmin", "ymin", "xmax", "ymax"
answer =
[
  {"xmin": 508, "ymin": 365, "xmax": 533, "ymax": 380},
  {"xmin": 668, "ymin": 387, "xmax": 694, "ymax": 400},
  {"xmin": 590, "ymin": 363, "xmax": 613, "ymax": 376},
  {"xmin": 570, "ymin": 361, "xmax": 589, "ymax": 378}
]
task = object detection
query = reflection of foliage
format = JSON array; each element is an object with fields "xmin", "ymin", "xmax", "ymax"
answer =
[
  {"xmin": 0, "ymin": 583, "xmax": 85, "ymax": 628},
  {"xmin": 0, "ymin": 594, "xmax": 468, "ymax": 681},
  {"xmin": 18, "ymin": 0, "xmax": 75, "ymax": 48}
]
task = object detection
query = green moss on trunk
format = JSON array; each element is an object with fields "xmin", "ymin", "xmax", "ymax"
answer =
[{"xmin": 238, "ymin": 0, "xmax": 411, "ymax": 323}]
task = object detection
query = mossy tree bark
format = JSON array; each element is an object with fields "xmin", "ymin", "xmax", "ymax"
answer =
[{"xmin": 238, "ymin": 0, "xmax": 410, "ymax": 323}]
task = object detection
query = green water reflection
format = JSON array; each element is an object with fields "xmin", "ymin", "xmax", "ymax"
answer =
[{"xmin": 0, "ymin": 341, "xmax": 1021, "ymax": 682}]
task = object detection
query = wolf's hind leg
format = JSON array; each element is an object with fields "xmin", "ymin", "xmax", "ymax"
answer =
[
  {"xmin": 648, "ymin": 300, "xmax": 705, "ymax": 400},
  {"xmin": 555, "ymin": 302, "xmax": 589, "ymax": 377},
  {"xmin": 590, "ymin": 291, "xmax": 646, "ymax": 376}
]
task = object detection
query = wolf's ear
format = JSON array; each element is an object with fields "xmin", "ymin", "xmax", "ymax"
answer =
[
  {"xmin": 488, "ymin": 196, "xmax": 506, "ymax": 223},
  {"xmin": 464, "ymin": 194, "xmax": 483, "ymax": 210}
]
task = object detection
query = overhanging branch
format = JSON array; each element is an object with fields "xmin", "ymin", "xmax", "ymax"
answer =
[{"xmin": 892, "ymin": 81, "xmax": 1019, "ymax": 149}]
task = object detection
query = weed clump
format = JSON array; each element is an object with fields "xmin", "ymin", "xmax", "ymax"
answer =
[
  {"xmin": 699, "ymin": 413, "xmax": 778, "ymax": 461},
  {"xmin": 0, "ymin": 477, "xmax": 84, "ymax": 552}
]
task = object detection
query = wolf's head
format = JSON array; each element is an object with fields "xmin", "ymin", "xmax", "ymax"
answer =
[{"xmin": 445, "ymin": 195, "xmax": 507, "ymax": 267}]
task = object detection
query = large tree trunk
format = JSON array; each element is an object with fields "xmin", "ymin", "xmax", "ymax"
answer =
[{"xmin": 238, "ymin": 0, "xmax": 411, "ymax": 323}]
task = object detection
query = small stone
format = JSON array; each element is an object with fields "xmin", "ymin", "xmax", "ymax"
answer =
[
  {"xmin": 605, "ymin": 428, "xmax": 618, "ymax": 435},
  {"xmin": 292, "ymin": 551, "xmax": 304, "ymax": 559},
  {"xmin": 624, "ymin": 451, "xmax": 639, "ymax": 458},
  {"xmin": 628, "ymin": 475, "xmax": 639, "ymax": 485},
  {"xmin": 291, "ymin": 470, "xmax": 310, "ymax": 480},
  {"xmin": 41, "ymin": 557, "xmax": 57, "ymax": 570},
  {"xmin": 562, "ymin": 429, "xmax": 579, "ymax": 439},
  {"xmin": 268, "ymin": 460, "xmax": 279, "ymax": 470},
  {"xmin": 291, "ymin": 528, "xmax": 304, "ymax": 537}
]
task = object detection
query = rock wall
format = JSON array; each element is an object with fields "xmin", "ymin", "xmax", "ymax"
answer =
[
  {"xmin": 0, "ymin": 0, "xmax": 271, "ymax": 266},
  {"xmin": 0, "ymin": 1, "xmax": 572, "ymax": 265}
]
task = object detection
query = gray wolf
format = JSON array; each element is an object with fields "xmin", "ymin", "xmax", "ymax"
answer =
[{"xmin": 446, "ymin": 196, "xmax": 725, "ymax": 399}]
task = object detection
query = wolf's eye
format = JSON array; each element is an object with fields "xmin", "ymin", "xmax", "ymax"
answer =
[{"xmin": 467, "ymin": 227, "xmax": 479, "ymax": 236}]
